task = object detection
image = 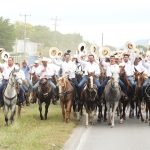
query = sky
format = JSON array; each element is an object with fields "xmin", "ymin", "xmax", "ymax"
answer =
[{"xmin": 1, "ymin": 0, "xmax": 150, "ymax": 48}]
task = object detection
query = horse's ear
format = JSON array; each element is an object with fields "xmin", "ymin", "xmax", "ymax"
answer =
[
  {"xmin": 134, "ymin": 67, "xmax": 138, "ymax": 72},
  {"xmin": 140, "ymin": 71, "xmax": 144, "ymax": 75}
]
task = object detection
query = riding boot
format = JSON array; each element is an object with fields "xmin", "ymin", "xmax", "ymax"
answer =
[{"xmin": 30, "ymin": 91, "xmax": 37, "ymax": 104}]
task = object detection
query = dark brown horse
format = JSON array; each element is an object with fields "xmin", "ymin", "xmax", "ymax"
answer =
[
  {"xmin": 58, "ymin": 76, "xmax": 74, "ymax": 123},
  {"xmin": 36, "ymin": 78, "xmax": 54, "ymax": 120},
  {"xmin": 134, "ymin": 70, "xmax": 147, "ymax": 122},
  {"xmin": 145, "ymin": 83, "xmax": 150, "ymax": 125},
  {"xmin": 119, "ymin": 66, "xmax": 134, "ymax": 120},
  {"xmin": 80, "ymin": 72, "xmax": 98, "ymax": 126}
]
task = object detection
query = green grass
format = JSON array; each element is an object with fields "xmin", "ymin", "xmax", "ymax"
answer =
[{"xmin": 0, "ymin": 104, "xmax": 77, "ymax": 150}]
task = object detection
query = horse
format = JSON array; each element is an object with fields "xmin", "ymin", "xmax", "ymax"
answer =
[
  {"xmin": 119, "ymin": 65, "xmax": 134, "ymax": 120},
  {"xmin": 134, "ymin": 70, "xmax": 147, "ymax": 122},
  {"xmin": 80, "ymin": 72, "xmax": 98, "ymax": 126},
  {"xmin": 144, "ymin": 83, "xmax": 150, "ymax": 125},
  {"xmin": 58, "ymin": 76, "xmax": 74, "ymax": 123},
  {"xmin": 3, "ymin": 68, "xmax": 23, "ymax": 125},
  {"xmin": 36, "ymin": 78, "xmax": 54, "ymax": 120},
  {"xmin": 104, "ymin": 73, "xmax": 121, "ymax": 127}
]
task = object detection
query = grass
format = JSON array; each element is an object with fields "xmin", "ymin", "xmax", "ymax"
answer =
[{"xmin": 0, "ymin": 104, "xmax": 77, "ymax": 150}]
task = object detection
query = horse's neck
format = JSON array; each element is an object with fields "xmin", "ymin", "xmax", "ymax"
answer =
[
  {"xmin": 65, "ymin": 80, "xmax": 73, "ymax": 91},
  {"xmin": 5, "ymin": 79, "xmax": 16, "ymax": 97}
]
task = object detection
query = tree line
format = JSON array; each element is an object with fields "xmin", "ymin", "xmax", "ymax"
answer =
[{"xmin": 0, "ymin": 17, "xmax": 85, "ymax": 54}]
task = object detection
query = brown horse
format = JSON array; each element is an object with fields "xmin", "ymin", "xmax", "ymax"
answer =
[
  {"xmin": 134, "ymin": 70, "xmax": 147, "ymax": 122},
  {"xmin": 58, "ymin": 76, "xmax": 74, "ymax": 123},
  {"xmin": 119, "ymin": 66, "xmax": 134, "ymax": 120},
  {"xmin": 37, "ymin": 78, "xmax": 54, "ymax": 120},
  {"xmin": 80, "ymin": 72, "xmax": 98, "ymax": 126}
]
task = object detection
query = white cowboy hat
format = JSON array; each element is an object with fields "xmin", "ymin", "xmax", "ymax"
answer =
[
  {"xmin": 41, "ymin": 57, "xmax": 49, "ymax": 62},
  {"xmin": 1, "ymin": 51, "xmax": 10, "ymax": 62}
]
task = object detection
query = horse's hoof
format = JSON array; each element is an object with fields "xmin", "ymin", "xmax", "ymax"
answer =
[
  {"xmin": 111, "ymin": 125, "xmax": 114, "ymax": 128},
  {"xmin": 145, "ymin": 120, "xmax": 148, "ymax": 123},
  {"xmin": 5, "ymin": 123, "xmax": 8, "ymax": 126},
  {"xmin": 40, "ymin": 117, "xmax": 44, "ymax": 120},
  {"xmin": 108, "ymin": 122, "xmax": 111, "ymax": 126},
  {"xmin": 97, "ymin": 118, "xmax": 101, "ymax": 122},
  {"xmin": 120, "ymin": 119, "xmax": 123, "ymax": 124}
]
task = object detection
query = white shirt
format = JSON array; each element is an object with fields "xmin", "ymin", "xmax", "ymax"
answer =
[
  {"xmin": 106, "ymin": 64, "xmax": 120, "ymax": 77},
  {"xmin": 142, "ymin": 60, "xmax": 150, "ymax": 76},
  {"xmin": 123, "ymin": 61, "xmax": 134, "ymax": 76},
  {"xmin": 84, "ymin": 62, "xmax": 100, "ymax": 76},
  {"xmin": 134, "ymin": 62, "xmax": 148, "ymax": 75},
  {"xmin": 30, "ymin": 65, "xmax": 42, "ymax": 76},
  {"xmin": 40, "ymin": 64, "xmax": 55, "ymax": 79},
  {"xmin": 1, "ymin": 64, "xmax": 15, "ymax": 80},
  {"xmin": 62, "ymin": 61, "xmax": 77, "ymax": 78}
]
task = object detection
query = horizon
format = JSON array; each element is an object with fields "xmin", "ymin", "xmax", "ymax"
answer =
[{"xmin": 1, "ymin": 0, "xmax": 150, "ymax": 48}]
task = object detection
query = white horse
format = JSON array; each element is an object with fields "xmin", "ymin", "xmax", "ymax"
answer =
[
  {"xmin": 3, "ymin": 68, "xmax": 22, "ymax": 125},
  {"xmin": 104, "ymin": 73, "xmax": 121, "ymax": 127}
]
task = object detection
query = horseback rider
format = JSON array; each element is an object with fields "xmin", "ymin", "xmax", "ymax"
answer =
[
  {"xmin": 31, "ymin": 57, "xmax": 58, "ymax": 103},
  {"xmin": 54, "ymin": 52, "xmax": 79, "ymax": 99},
  {"xmin": 122, "ymin": 53, "xmax": 135, "ymax": 87},
  {"xmin": 99, "ymin": 55, "xmax": 128, "ymax": 98},
  {"xmin": 0, "ymin": 57, "xmax": 25, "ymax": 107},
  {"xmin": 78, "ymin": 54, "xmax": 101, "ymax": 97}
]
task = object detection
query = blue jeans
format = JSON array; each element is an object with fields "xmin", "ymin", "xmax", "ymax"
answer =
[
  {"xmin": 127, "ymin": 76, "xmax": 136, "ymax": 89},
  {"xmin": 78, "ymin": 75, "xmax": 101, "ymax": 96},
  {"xmin": 32, "ymin": 79, "xmax": 56, "ymax": 91},
  {"xmin": 99, "ymin": 77, "xmax": 128, "ymax": 96},
  {"xmin": 78, "ymin": 76, "xmax": 101, "ymax": 88},
  {"xmin": 0, "ymin": 79, "xmax": 8, "ymax": 104}
]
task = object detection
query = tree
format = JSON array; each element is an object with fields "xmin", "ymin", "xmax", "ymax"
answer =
[{"xmin": 0, "ymin": 17, "xmax": 16, "ymax": 51}]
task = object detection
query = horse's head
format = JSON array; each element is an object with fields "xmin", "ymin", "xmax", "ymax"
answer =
[
  {"xmin": 110, "ymin": 73, "xmax": 120, "ymax": 88},
  {"xmin": 87, "ymin": 72, "xmax": 95, "ymax": 89},
  {"xmin": 39, "ymin": 78, "xmax": 50, "ymax": 93},
  {"xmin": 58, "ymin": 76, "xmax": 68, "ymax": 93},
  {"xmin": 119, "ymin": 65, "xmax": 125, "ymax": 77},
  {"xmin": 10, "ymin": 68, "xmax": 23, "ymax": 87},
  {"xmin": 134, "ymin": 71, "xmax": 147, "ymax": 88}
]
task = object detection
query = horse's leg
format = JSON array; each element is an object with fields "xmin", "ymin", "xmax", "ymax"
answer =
[
  {"xmin": 119, "ymin": 102, "xmax": 123, "ymax": 124},
  {"xmin": 129, "ymin": 99, "xmax": 134, "ymax": 118},
  {"xmin": 45, "ymin": 101, "xmax": 50, "ymax": 120},
  {"xmin": 4, "ymin": 104, "xmax": 9, "ymax": 126},
  {"xmin": 10, "ymin": 104, "xmax": 16, "ymax": 124},
  {"xmin": 139, "ymin": 101, "xmax": 144, "ymax": 122},
  {"xmin": 97, "ymin": 104, "xmax": 102, "ymax": 122},
  {"xmin": 111, "ymin": 102, "xmax": 119, "ymax": 127},
  {"xmin": 25, "ymin": 92, "xmax": 30, "ymax": 106},
  {"xmin": 122, "ymin": 98, "xmax": 129, "ymax": 120},
  {"xmin": 104, "ymin": 103, "xmax": 107, "ymax": 122},
  {"xmin": 39, "ymin": 101, "xmax": 44, "ymax": 120},
  {"xmin": 145, "ymin": 101, "xmax": 148, "ymax": 123},
  {"xmin": 148, "ymin": 103, "xmax": 150, "ymax": 126},
  {"xmin": 60, "ymin": 101, "xmax": 65, "ymax": 121},
  {"xmin": 66, "ymin": 98, "xmax": 72, "ymax": 123},
  {"xmin": 85, "ymin": 112, "xmax": 89, "ymax": 127},
  {"xmin": 17, "ymin": 104, "xmax": 21, "ymax": 118},
  {"xmin": 106, "ymin": 103, "xmax": 111, "ymax": 125}
]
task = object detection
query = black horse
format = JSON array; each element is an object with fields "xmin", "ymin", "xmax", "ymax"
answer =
[{"xmin": 36, "ymin": 78, "xmax": 54, "ymax": 120}]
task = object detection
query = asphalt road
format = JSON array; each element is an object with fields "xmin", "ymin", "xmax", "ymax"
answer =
[{"xmin": 63, "ymin": 115, "xmax": 150, "ymax": 150}]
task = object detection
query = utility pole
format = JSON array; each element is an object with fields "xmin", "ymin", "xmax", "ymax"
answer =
[
  {"xmin": 20, "ymin": 14, "xmax": 31, "ymax": 58},
  {"xmin": 101, "ymin": 32, "xmax": 104, "ymax": 47},
  {"xmin": 51, "ymin": 16, "xmax": 60, "ymax": 32}
]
